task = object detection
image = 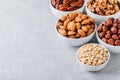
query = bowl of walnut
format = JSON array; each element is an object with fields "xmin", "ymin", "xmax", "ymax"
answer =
[
  {"xmin": 86, "ymin": 0, "xmax": 120, "ymax": 24},
  {"xmin": 56, "ymin": 12, "xmax": 96, "ymax": 46},
  {"xmin": 50, "ymin": 0, "xmax": 85, "ymax": 18},
  {"xmin": 96, "ymin": 18, "xmax": 120, "ymax": 53},
  {"xmin": 76, "ymin": 43, "xmax": 110, "ymax": 71}
]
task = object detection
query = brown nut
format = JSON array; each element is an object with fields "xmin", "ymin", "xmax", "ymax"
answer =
[
  {"xmin": 103, "ymin": 26, "xmax": 108, "ymax": 31},
  {"xmin": 58, "ymin": 29, "xmax": 67, "ymax": 36},
  {"xmin": 106, "ymin": 30, "xmax": 112, "ymax": 35},
  {"xmin": 98, "ymin": 32, "xmax": 105, "ymax": 38},
  {"xmin": 112, "ymin": 34, "xmax": 119, "ymax": 40},
  {"xmin": 113, "ymin": 23, "xmax": 118, "ymax": 28},
  {"xmin": 118, "ymin": 29, "xmax": 120, "ymax": 35},
  {"xmin": 68, "ymin": 31, "xmax": 76, "ymax": 36},
  {"xmin": 78, "ymin": 29, "xmax": 86, "ymax": 37},
  {"xmin": 102, "ymin": 38, "xmax": 108, "ymax": 43},
  {"xmin": 82, "ymin": 26, "xmax": 88, "ymax": 32},
  {"xmin": 87, "ymin": 29, "xmax": 94, "ymax": 36},
  {"xmin": 105, "ymin": 34, "xmax": 111, "ymax": 39},
  {"xmin": 118, "ymin": 24, "xmax": 120, "ymax": 29},
  {"xmin": 108, "ymin": 38, "xmax": 114, "ymax": 45},
  {"xmin": 98, "ymin": 26, "xmax": 103, "ymax": 32},
  {"xmin": 115, "ymin": 40, "xmax": 120, "ymax": 46},
  {"xmin": 67, "ymin": 21, "xmax": 75, "ymax": 31},
  {"xmin": 111, "ymin": 27, "xmax": 117, "ymax": 33}
]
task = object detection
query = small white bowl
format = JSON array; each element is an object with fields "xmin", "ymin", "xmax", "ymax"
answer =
[
  {"xmin": 86, "ymin": 4, "xmax": 120, "ymax": 24},
  {"xmin": 96, "ymin": 23, "xmax": 120, "ymax": 53},
  {"xmin": 55, "ymin": 24, "xmax": 97, "ymax": 46},
  {"xmin": 76, "ymin": 43, "xmax": 110, "ymax": 71},
  {"xmin": 50, "ymin": 0, "xmax": 85, "ymax": 18}
]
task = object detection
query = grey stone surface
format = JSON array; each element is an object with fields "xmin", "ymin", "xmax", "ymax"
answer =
[{"xmin": 0, "ymin": 0, "xmax": 119, "ymax": 80}]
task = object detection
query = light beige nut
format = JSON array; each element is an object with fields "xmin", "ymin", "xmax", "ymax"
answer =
[
  {"xmin": 59, "ymin": 25, "xmax": 67, "ymax": 30},
  {"xmin": 81, "ymin": 19, "xmax": 90, "ymax": 25},
  {"xmin": 64, "ymin": 19, "xmax": 70, "ymax": 27},
  {"xmin": 67, "ymin": 21, "xmax": 75, "ymax": 31},
  {"xmin": 60, "ymin": 15, "xmax": 67, "ymax": 21}
]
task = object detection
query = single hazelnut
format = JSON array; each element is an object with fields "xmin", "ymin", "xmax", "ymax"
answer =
[
  {"xmin": 118, "ymin": 29, "xmax": 120, "ymax": 35},
  {"xmin": 118, "ymin": 24, "xmax": 120, "ymax": 29},
  {"xmin": 115, "ymin": 40, "xmax": 120, "ymax": 46},
  {"xmin": 114, "ymin": 19, "xmax": 119, "ymax": 23},
  {"xmin": 106, "ymin": 30, "xmax": 112, "ymax": 34},
  {"xmin": 97, "ymin": 26, "xmax": 103, "ymax": 32},
  {"xmin": 102, "ymin": 38, "xmax": 107, "ymax": 43},
  {"xmin": 111, "ymin": 27, "xmax": 117, "ymax": 33},
  {"xmin": 108, "ymin": 39, "xmax": 114, "ymax": 45},
  {"xmin": 98, "ymin": 32, "xmax": 105, "ymax": 38},
  {"xmin": 103, "ymin": 26, "xmax": 108, "ymax": 31},
  {"xmin": 105, "ymin": 34, "xmax": 111, "ymax": 39},
  {"xmin": 112, "ymin": 23, "xmax": 118, "ymax": 28},
  {"xmin": 112, "ymin": 34, "xmax": 119, "ymax": 40}
]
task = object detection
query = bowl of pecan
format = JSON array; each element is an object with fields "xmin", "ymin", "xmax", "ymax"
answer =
[
  {"xmin": 76, "ymin": 43, "xmax": 110, "ymax": 71},
  {"xmin": 56, "ymin": 12, "xmax": 96, "ymax": 46},
  {"xmin": 50, "ymin": 0, "xmax": 85, "ymax": 18},
  {"xmin": 96, "ymin": 18, "xmax": 120, "ymax": 53},
  {"xmin": 86, "ymin": 0, "xmax": 120, "ymax": 24}
]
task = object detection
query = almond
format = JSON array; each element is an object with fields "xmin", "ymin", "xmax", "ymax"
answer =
[
  {"xmin": 78, "ymin": 29, "xmax": 86, "ymax": 36},
  {"xmin": 67, "ymin": 21, "xmax": 75, "ymax": 31}
]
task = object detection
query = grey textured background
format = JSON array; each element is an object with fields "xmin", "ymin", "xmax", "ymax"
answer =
[{"xmin": 0, "ymin": 0, "xmax": 120, "ymax": 80}]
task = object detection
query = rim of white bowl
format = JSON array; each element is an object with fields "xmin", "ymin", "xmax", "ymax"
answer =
[
  {"xmin": 49, "ymin": 0, "xmax": 86, "ymax": 13},
  {"xmin": 96, "ymin": 20, "xmax": 120, "ymax": 47},
  {"xmin": 55, "ymin": 24, "xmax": 97, "ymax": 40},
  {"xmin": 86, "ymin": 3, "xmax": 120, "ymax": 17},
  {"xmin": 76, "ymin": 43, "xmax": 110, "ymax": 67}
]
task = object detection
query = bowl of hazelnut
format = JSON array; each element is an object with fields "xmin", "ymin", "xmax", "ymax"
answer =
[
  {"xmin": 56, "ymin": 12, "xmax": 96, "ymax": 46},
  {"xmin": 86, "ymin": 0, "xmax": 120, "ymax": 24},
  {"xmin": 96, "ymin": 18, "xmax": 120, "ymax": 53},
  {"xmin": 76, "ymin": 43, "xmax": 110, "ymax": 71},
  {"xmin": 50, "ymin": 0, "xmax": 85, "ymax": 18}
]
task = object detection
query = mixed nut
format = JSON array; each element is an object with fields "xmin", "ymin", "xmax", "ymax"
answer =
[
  {"xmin": 77, "ymin": 44, "xmax": 109, "ymax": 66},
  {"xmin": 56, "ymin": 12, "xmax": 95, "ymax": 38},
  {"xmin": 87, "ymin": 0, "xmax": 120, "ymax": 15},
  {"xmin": 51, "ymin": 0, "xmax": 84, "ymax": 11},
  {"xmin": 98, "ymin": 18, "xmax": 120, "ymax": 46}
]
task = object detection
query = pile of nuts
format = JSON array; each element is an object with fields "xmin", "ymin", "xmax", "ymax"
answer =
[
  {"xmin": 98, "ymin": 18, "xmax": 120, "ymax": 46},
  {"xmin": 77, "ymin": 44, "xmax": 109, "ymax": 66},
  {"xmin": 56, "ymin": 12, "xmax": 95, "ymax": 38},
  {"xmin": 87, "ymin": 0, "xmax": 120, "ymax": 15},
  {"xmin": 51, "ymin": 0, "xmax": 84, "ymax": 11}
]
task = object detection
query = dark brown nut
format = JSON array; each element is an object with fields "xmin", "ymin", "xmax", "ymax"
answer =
[
  {"xmin": 112, "ymin": 34, "xmax": 119, "ymax": 40},
  {"xmin": 97, "ymin": 26, "xmax": 103, "ymax": 32},
  {"xmin": 118, "ymin": 29, "xmax": 120, "ymax": 35},
  {"xmin": 108, "ymin": 39, "xmax": 114, "ymax": 45},
  {"xmin": 105, "ymin": 34, "xmax": 111, "ymax": 39},
  {"xmin": 115, "ymin": 40, "xmax": 120, "ymax": 46},
  {"xmin": 112, "ymin": 23, "xmax": 118, "ymax": 28},
  {"xmin": 114, "ymin": 19, "xmax": 119, "ymax": 23},
  {"xmin": 98, "ymin": 32, "xmax": 105, "ymax": 38},
  {"xmin": 111, "ymin": 27, "xmax": 117, "ymax": 33},
  {"xmin": 59, "ymin": 4, "xmax": 69, "ymax": 11},
  {"xmin": 104, "ymin": 18, "xmax": 113, "ymax": 27},
  {"xmin": 102, "ymin": 38, "xmax": 107, "ymax": 43},
  {"xmin": 63, "ymin": 0, "xmax": 72, "ymax": 4},
  {"xmin": 118, "ymin": 24, "xmax": 120, "ymax": 29},
  {"xmin": 106, "ymin": 30, "xmax": 112, "ymax": 34},
  {"xmin": 103, "ymin": 26, "xmax": 108, "ymax": 31},
  {"xmin": 118, "ymin": 35, "xmax": 120, "ymax": 39}
]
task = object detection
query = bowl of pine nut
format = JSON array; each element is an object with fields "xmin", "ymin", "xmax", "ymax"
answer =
[{"xmin": 76, "ymin": 43, "xmax": 110, "ymax": 71}]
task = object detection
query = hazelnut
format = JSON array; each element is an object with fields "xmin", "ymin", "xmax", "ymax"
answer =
[
  {"xmin": 103, "ymin": 26, "xmax": 108, "ymax": 31},
  {"xmin": 118, "ymin": 29, "xmax": 120, "ymax": 35},
  {"xmin": 105, "ymin": 19, "xmax": 113, "ymax": 27},
  {"xmin": 118, "ymin": 35, "xmax": 120, "ymax": 39},
  {"xmin": 112, "ymin": 23, "xmax": 118, "ymax": 28},
  {"xmin": 108, "ymin": 39, "xmax": 114, "ymax": 45},
  {"xmin": 106, "ymin": 30, "xmax": 112, "ymax": 34},
  {"xmin": 112, "ymin": 34, "xmax": 119, "ymax": 40},
  {"xmin": 98, "ymin": 32, "xmax": 105, "ymax": 38},
  {"xmin": 115, "ymin": 40, "xmax": 120, "ymax": 46},
  {"xmin": 97, "ymin": 26, "xmax": 103, "ymax": 32},
  {"xmin": 105, "ymin": 34, "xmax": 111, "ymax": 39},
  {"xmin": 114, "ymin": 19, "xmax": 119, "ymax": 23},
  {"xmin": 111, "ymin": 27, "xmax": 117, "ymax": 33},
  {"xmin": 118, "ymin": 24, "xmax": 120, "ymax": 29},
  {"xmin": 102, "ymin": 38, "xmax": 107, "ymax": 43}
]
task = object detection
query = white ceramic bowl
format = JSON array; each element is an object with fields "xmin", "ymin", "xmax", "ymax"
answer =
[
  {"xmin": 76, "ymin": 43, "xmax": 110, "ymax": 71},
  {"xmin": 55, "ymin": 24, "xmax": 97, "ymax": 46},
  {"xmin": 86, "ymin": 3, "xmax": 120, "ymax": 24},
  {"xmin": 96, "ymin": 23, "xmax": 120, "ymax": 53},
  {"xmin": 50, "ymin": 0, "xmax": 85, "ymax": 18}
]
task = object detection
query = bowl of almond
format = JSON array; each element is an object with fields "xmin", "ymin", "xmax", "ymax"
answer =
[
  {"xmin": 50, "ymin": 0, "xmax": 85, "ymax": 18},
  {"xmin": 86, "ymin": 0, "xmax": 120, "ymax": 24},
  {"xmin": 76, "ymin": 43, "xmax": 110, "ymax": 71},
  {"xmin": 56, "ymin": 12, "xmax": 96, "ymax": 46}
]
